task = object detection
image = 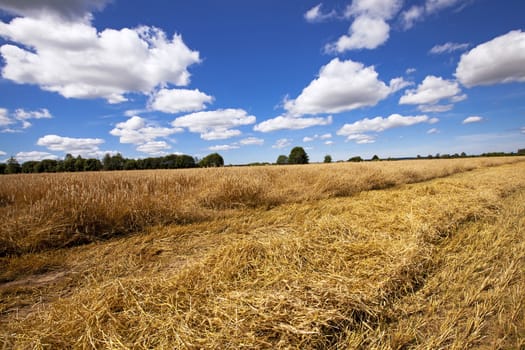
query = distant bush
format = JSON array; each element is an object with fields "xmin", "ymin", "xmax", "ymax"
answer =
[{"xmin": 348, "ymin": 156, "xmax": 363, "ymax": 162}]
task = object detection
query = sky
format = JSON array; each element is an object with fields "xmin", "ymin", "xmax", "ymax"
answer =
[{"xmin": 0, "ymin": 0, "xmax": 524, "ymax": 164}]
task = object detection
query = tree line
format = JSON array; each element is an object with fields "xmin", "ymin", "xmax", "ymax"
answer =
[
  {"xmin": 1, "ymin": 146, "xmax": 524, "ymax": 174},
  {"xmin": 0, "ymin": 152, "xmax": 224, "ymax": 174}
]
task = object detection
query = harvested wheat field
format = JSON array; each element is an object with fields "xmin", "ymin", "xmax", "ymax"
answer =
[{"xmin": 1, "ymin": 157, "xmax": 525, "ymax": 349}]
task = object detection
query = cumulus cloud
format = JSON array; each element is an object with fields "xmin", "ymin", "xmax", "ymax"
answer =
[
  {"xmin": 462, "ymin": 116, "xmax": 483, "ymax": 124},
  {"xmin": 110, "ymin": 116, "xmax": 181, "ymax": 145},
  {"xmin": 37, "ymin": 134, "xmax": 107, "ymax": 158},
  {"xmin": 399, "ymin": 75, "xmax": 466, "ymax": 111},
  {"xmin": 272, "ymin": 138, "xmax": 292, "ymax": 149},
  {"xmin": 304, "ymin": 3, "xmax": 336, "ymax": 23},
  {"xmin": 0, "ymin": 108, "xmax": 11, "ymax": 126},
  {"xmin": 418, "ymin": 104, "xmax": 453, "ymax": 113},
  {"xmin": 150, "ymin": 88, "xmax": 213, "ymax": 114},
  {"xmin": 172, "ymin": 109, "xmax": 256, "ymax": 140},
  {"xmin": 0, "ymin": 150, "xmax": 6, "ymax": 156},
  {"xmin": 14, "ymin": 151, "xmax": 59, "ymax": 162},
  {"xmin": 136, "ymin": 141, "xmax": 171, "ymax": 156},
  {"xmin": 337, "ymin": 114, "xmax": 434, "ymax": 143},
  {"xmin": 239, "ymin": 137, "xmax": 264, "ymax": 146},
  {"xmin": 456, "ymin": 30, "xmax": 525, "ymax": 87},
  {"xmin": 0, "ymin": 107, "xmax": 52, "ymax": 131},
  {"xmin": 430, "ymin": 42, "xmax": 469, "ymax": 54},
  {"xmin": 326, "ymin": 0, "xmax": 402, "ymax": 52},
  {"xmin": 0, "ymin": 15, "xmax": 200, "ymax": 103},
  {"xmin": 0, "ymin": 0, "xmax": 110, "ymax": 19},
  {"xmin": 303, "ymin": 133, "xmax": 332, "ymax": 142},
  {"xmin": 254, "ymin": 115, "xmax": 332, "ymax": 133},
  {"xmin": 284, "ymin": 58, "xmax": 399, "ymax": 116}
]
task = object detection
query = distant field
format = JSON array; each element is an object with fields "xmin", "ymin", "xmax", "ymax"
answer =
[{"xmin": 1, "ymin": 157, "xmax": 525, "ymax": 348}]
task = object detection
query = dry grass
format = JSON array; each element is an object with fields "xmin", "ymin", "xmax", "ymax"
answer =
[
  {"xmin": 0, "ymin": 157, "xmax": 521, "ymax": 256},
  {"xmin": 1, "ymin": 157, "xmax": 525, "ymax": 348}
]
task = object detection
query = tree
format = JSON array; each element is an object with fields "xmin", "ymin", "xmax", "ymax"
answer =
[
  {"xmin": 74, "ymin": 155, "xmax": 85, "ymax": 172},
  {"xmin": 348, "ymin": 156, "xmax": 363, "ymax": 162},
  {"xmin": 84, "ymin": 158, "xmax": 102, "ymax": 171},
  {"xmin": 324, "ymin": 155, "xmax": 332, "ymax": 163},
  {"xmin": 63, "ymin": 154, "xmax": 76, "ymax": 172},
  {"xmin": 276, "ymin": 155, "xmax": 288, "ymax": 165},
  {"xmin": 288, "ymin": 147, "xmax": 309, "ymax": 164},
  {"xmin": 5, "ymin": 157, "xmax": 21, "ymax": 174},
  {"xmin": 199, "ymin": 153, "xmax": 224, "ymax": 167},
  {"xmin": 22, "ymin": 161, "xmax": 39, "ymax": 173},
  {"xmin": 0, "ymin": 163, "xmax": 6, "ymax": 174},
  {"xmin": 371, "ymin": 155, "xmax": 380, "ymax": 161}
]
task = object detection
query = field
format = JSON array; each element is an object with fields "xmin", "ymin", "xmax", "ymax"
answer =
[{"xmin": 1, "ymin": 157, "xmax": 525, "ymax": 348}]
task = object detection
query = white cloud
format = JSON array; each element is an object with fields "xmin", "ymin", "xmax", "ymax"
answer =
[
  {"xmin": 284, "ymin": 58, "xmax": 397, "ymax": 116},
  {"xmin": 345, "ymin": 134, "xmax": 376, "ymax": 144},
  {"xmin": 0, "ymin": 108, "xmax": 12, "ymax": 126},
  {"xmin": 239, "ymin": 137, "xmax": 264, "ymax": 146},
  {"xmin": 0, "ymin": 107, "xmax": 53, "ymax": 131},
  {"xmin": 456, "ymin": 30, "xmax": 525, "ymax": 87},
  {"xmin": 254, "ymin": 115, "xmax": 332, "ymax": 133},
  {"xmin": 406, "ymin": 67, "xmax": 417, "ymax": 74},
  {"xmin": 400, "ymin": 0, "xmax": 466, "ymax": 30},
  {"xmin": 430, "ymin": 42, "xmax": 469, "ymax": 54},
  {"xmin": 327, "ymin": 0, "xmax": 401, "ymax": 52},
  {"xmin": 462, "ymin": 116, "xmax": 483, "ymax": 124},
  {"xmin": 337, "ymin": 114, "xmax": 433, "ymax": 142},
  {"xmin": 0, "ymin": 0, "xmax": 110, "ymax": 19},
  {"xmin": 418, "ymin": 104, "xmax": 453, "ymax": 113},
  {"xmin": 304, "ymin": 3, "xmax": 336, "ymax": 23},
  {"xmin": 399, "ymin": 75, "xmax": 465, "ymax": 111},
  {"xmin": 15, "ymin": 151, "xmax": 58, "ymax": 162},
  {"xmin": 0, "ymin": 16, "xmax": 200, "ymax": 103},
  {"xmin": 303, "ymin": 133, "xmax": 332, "ymax": 142},
  {"xmin": 150, "ymin": 88, "xmax": 213, "ymax": 114},
  {"xmin": 324, "ymin": 140, "xmax": 334, "ymax": 145},
  {"xmin": 400, "ymin": 5, "xmax": 424, "ymax": 29},
  {"xmin": 425, "ymin": 0, "xmax": 462, "ymax": 14},
  {"xmin": 37, "ymin": 134, "xmax": 107, "ymax": 158},
  {"xmin": 136, "ymin": 141, "xmax": 171, "ymax": 155},
  {"xmin": 172, "ymin": 109, "xmax": 256, "ymax": 140},
  {"xmin": 272, "ymin": 138, "xmax": 292, "ymax": 149},
  {"xmin": 0, "ymin": 150, "xmax": 6, "ymax": 156},
  {"xmin": 521, "ymin": 127, "xmax": 525, "ymax": 134},
  {"xmin": 110, "ymin": 116, "xmax": 181, "ymax": 145},
  {"xmin": 328, "ymin": 16, "xmax": 390, "ymax": 52},
  {"xmin": 209, "ymin": 144, "xmax": 240, "ymax": 151},
  {"xmin": 427, "ymin": 128, "xmax": 439, "ymax": 134}
]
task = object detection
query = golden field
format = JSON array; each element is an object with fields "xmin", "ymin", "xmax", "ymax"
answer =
[{"xmin": 1, "ymin": 157, "xmax": 525, "ymax": 348}]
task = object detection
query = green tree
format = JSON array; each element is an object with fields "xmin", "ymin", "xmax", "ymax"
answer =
[
  {"xmin": 22, "ymin": 161, "xmax": 39, "ymax": 173},
  {"xmin": 199, "ymin": 153, "xmax": 224, "ymax": 167},
  {"xmin": 288, "ymin": 147, "xmax": 309, "ymax": 164},
  {"xmin": 348, "ymin": 156, "xmax": 363, "ymax": 162},
  {"xmin": 123, "ymin": 159, "xmax": 138, "ymax": 170},
  {"xmin": 323, "ymin": 155, "xmax": 332, "ymax": 163},
  {"xmin": 276, "ymin": 155, "xmax": 288, "ymax": 165},
  {"xmin": 64, "ymin": 153, "xmax": 76, "ymax": 172},
  {"xmin": 5, "ymin": 157, "xmax": 21, "ymax": 174},
  {"xmin": 371, "ymin": 155, "xmax": 380, "ymax": 161},
  {"xmin": 74, "ymin": 155, "xmax": 86, "ymax": 172},
  {"xmin": 0, "ymin": 163, "xmax": 6, "ymax": 174},
  {"xmin": 84, "ymin": 158, "xmax": 102, "ymax": 171}
]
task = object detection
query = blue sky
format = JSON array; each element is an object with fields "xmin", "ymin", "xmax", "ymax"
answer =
[{"xmin": 0, "ymin": 0, "xmax": 524, "ymax": 164}]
